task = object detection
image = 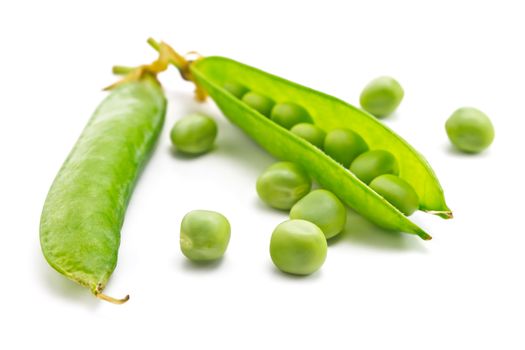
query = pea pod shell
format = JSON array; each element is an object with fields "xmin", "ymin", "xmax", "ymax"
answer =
[
  {"xmin": 190, "ymin": 57, "xmax": 452, "ymax": 239},
  {"xmin": 39, "ymin": 77, "xmax": 166, "ymax": 297}
]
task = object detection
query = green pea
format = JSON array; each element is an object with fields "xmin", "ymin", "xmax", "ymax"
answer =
[
  {"xmin": 242, "ymin": 92, "xmax": 275, "ymax": 117},
  {"xmin": 180, "ymin": 210, "xmax": 231, "ymax": 262},
  {"xmin": 270, "ymin": 219, "xmax": 327, "ymax": 275},
  {"xmin": 290, "ymin": 189, "xmax": 346, "ymax": 239},
  {"xmin": 270, "ymin": 102, "xmax": 313, "ymax": 129},
  {"xmin": 350, "ymin": 150, "xmax": 399, "ymax": 184},
  {"xmin": 324, "ymin": 129, "xmax": 369, "ymax": 167},
  {"xmin": 223, "ymin": 81, "xmax": 249, "ymax": 99},
  {"xmin": 369, "ymin": 175, "xmax": 419, "ymax": 216},
  {"xmin": 290, "ymin": 123, "xmax": 326, "ymax": 148},
  {"xmin": 170, "ymin": 113, "xmax": 218, "ymax": 155},
  {"xmin": 359, "ymin": 76, "xmax": 404, "ymax": 118},
  {"xmin": 256, "ymin": 162, "xmax": 311, "ymax": 210},
  {"xmin": 445, "ymin": 107, "xmax": 495, "ymax": 153}
]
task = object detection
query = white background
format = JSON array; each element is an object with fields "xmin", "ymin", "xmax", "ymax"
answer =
[{"xmin": 1, "ymin": 0, "xmax": 524, "ymax": 349}]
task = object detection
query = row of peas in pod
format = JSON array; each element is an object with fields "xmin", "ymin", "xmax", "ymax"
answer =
[
  {"xmin": 224, "ymin": 81, "xmax": 420, "ymax": 217},
  {"xmin": 220, "ymin": 81, "xmax": 419, "ymax": 276}
]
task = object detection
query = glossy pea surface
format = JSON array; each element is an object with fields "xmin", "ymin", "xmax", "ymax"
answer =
[
  {"xmin": 180, "ymin": 210, "xmax": 231, "ymax": 261},
  {"xmin": 270, "ymin": 219, "xmax": 327, "ymax": 275},
  {"xmin": 360, "ymin": 76, "xmax": 404, "ymax": 118},
  {"xmin": 324, "ymin": 129, "xmax": 369, "ymax": 167},
  {"xmin": 223, "ymin": 81, "xmax": 249, "ymax": 99},
  {"xmin": 290, "ymin": 123, "xmax": 326, "ymax": 148},
  {"xmin": 370, "ymin": 175, "xmax": 419, "ymax": 216},
  {"xmin": 290, "ymin": 189, "xmax": 346, "ymax": 239},
  {"xmin": 270, "ymin": 102, "xmax": 313, "ymax": 129},
  {"xmin": 170, "ymin": 113, "xmax": 218, "ymax": 155},
  {"xmin": 350, "ymin": 150, "xmax": 399, "ymax": 184},
  {"xmin": 256, "ymin": 162, "xmax": 311, "ymax": 210},
  {"xmin": 445, "ymin": 107, "xmax": 495, "ymax": 153},
  {"xmin": 242, "ymin": 92, "xmax": 275, "ymax": 117}
]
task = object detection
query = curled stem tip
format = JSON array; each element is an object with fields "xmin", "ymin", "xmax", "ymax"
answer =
[
  {"xmin": 147, "ymin": 38, "xmax": 207, "ymax": 101},
  {"xmin": 96, "ymin": 292, "xmax": 130, "ymax": 304}
]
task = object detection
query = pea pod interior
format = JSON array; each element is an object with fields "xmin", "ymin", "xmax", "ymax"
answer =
[{"xmin": 191, "ymin": 57, "xmax": 452, "ymax": 239}]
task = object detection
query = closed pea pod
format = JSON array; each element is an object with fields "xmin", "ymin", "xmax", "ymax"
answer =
[
  {"xmin": 150, "ymin": 39, "xmax": 452, "ymax": 239},
  {"xmin": 39, "ymin": 50, "xmax": 170, "ymax": 303}
]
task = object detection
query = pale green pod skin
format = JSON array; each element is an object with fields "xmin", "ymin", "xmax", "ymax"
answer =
[
  {"xmin": 223, "ymin": 81, "xmax": 249, "ymax": 99},
  {"xmin": 445, "ymin": 107, "xmax": 495, "ymax": 153},
  {"xmin": 350, "ymin": 150, "xmax": 399, "ymax": 184},
  {"xmin": 180, "ymin": 210, "xmax": 231, "ymax": 261},
  {"xmin": 324, "ymin": 128, "xmax": 369, "ymax": 167},
  {"xmin": 369, "ymin": 175, "xmax": 420, "ymax": 216},
  {"xmin": 242, "ymin": 91, "xmax": 275, "ymax": 117},
  {"xmin": 39, "ymin": 76, "xmax": 166, "ymax": 298},
  {"xmin": 290, "ymin": 189, "xmax": 346, "ymax": 239},
  {"xmin": 360, "ymin": 76, "xmax": 404, "ymax": 118},
  {"xmin": 290, "ymin": 123, "xmax": 326, "ymax": 148},
  {"xmin": 256, "ymin": 162, "xmax": 311, "ymax": 210},
  {"xmin": 270, "ymin": 102, "xmax": 313, "ymax": 129},
  {"xmin": 170, "ymin": 113, "xmax": 218, "ymax": 155},
  {"xmin": 270, "ymin": 219, "xmax": 327, "ymax": 276}
]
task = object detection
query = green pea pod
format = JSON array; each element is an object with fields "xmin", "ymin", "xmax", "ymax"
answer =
[
  {"xmin": 40, "ymin": 73, "xmax": 166, "ymax": 303},
  {"xmin": 150, "ymin": 40, "xmax": 452, "ymax": 240}
]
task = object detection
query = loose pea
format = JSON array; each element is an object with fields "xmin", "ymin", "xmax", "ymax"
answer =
[
  {"xmin": 369, "ymin": 174, "xmax": 419, "ymax": 216},
  {"xmin": 242, "ymin": 92, "xmax": 275, "ymax": 117},
  {"xmin": 180, "ymin": 210, "xmax": 231, "ymax": 262},
  {"xmin": 359, "ymin": 76, "xmax": 404, "ymax": 118},
  {"xmin": 223, "ymin": 81, "xmax": 249, "ymax": 99},
  {"xmin": 270, "ymin": 219, "xmax": 327, "ymax": 275},
  {"xmin": 256, "ymin": 162, "xmax": 311, "ymax": 210},
  {"xmin": 290, "ymin": 123, "xmax": 326, "ymax": 148},
  {"xmin": 270, "ymin": 102, "xmax": 313, "ymax": 129},
  {"xmin": 324, "ymin": 129, "xmax": 369, "ymax": 167},
  {"xmin": 290, "ymin": 189, "xmax": 346, "ymax": 239},
  {"xmin": 350, "ymin": 150, "xmax": 399, "ymax": 184},
  {"xmin": 170, "ymin": 113, "xmax": 218, "ymax": 155},
  {"xmin": 445, "ymin": 107, "xmax": 495, "ymax": 153}
]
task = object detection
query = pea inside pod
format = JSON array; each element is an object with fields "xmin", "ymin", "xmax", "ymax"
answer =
[
  {"xmin": 223, "ymin": 81, "xmax": 249, "ymax": 99},
  {"xmin": 242, "ymin": 91, "xmax": 275, "ymax": 117},
  {"xmin": 324, "ymin": 128, "xmax": 369, "ymax": 168},
  {"xmin": 370, "ymin": 174, "xmax": 419, "ymax": 216},
  {"xmin": 290, "ymin": 123, "xmax": 326, "ymax": 149},
  {"xmin": 270, "ymin": 102, "xmax": 313, "ymax": 129},
  {"xmin": 350, "ymin": 150, "xmax": 399, "ymax": 184}
]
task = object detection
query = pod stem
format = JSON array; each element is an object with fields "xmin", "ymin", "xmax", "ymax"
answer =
[
  {"xmin": 105, "ymin": 40, "xmax": 177, "ymax": 90},
  {"xmin": 96, "ymin": 292, "xmax": 130, "ymax": 304},
  {"xmin": 95, "ymin": 284, "xmax": 129, "ymax": 304},
  {"xmin": 147, "ymin": 38, "xmax": 207, "ymax": 101}
]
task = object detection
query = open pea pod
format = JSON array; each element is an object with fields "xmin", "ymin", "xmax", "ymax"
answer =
[{"xmin": 151, "ymin": 40, "xmax": 452, "ymax": 240}]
